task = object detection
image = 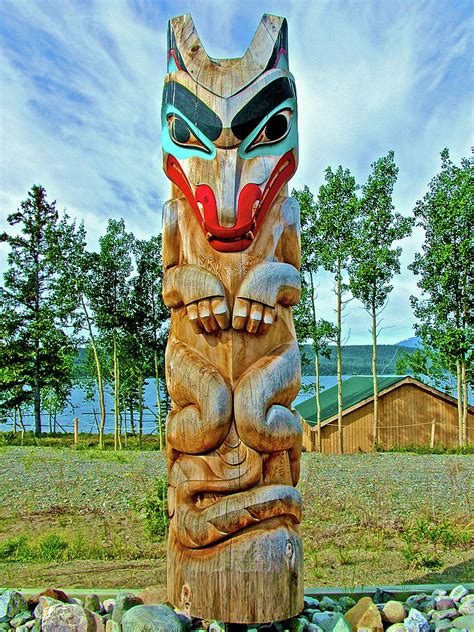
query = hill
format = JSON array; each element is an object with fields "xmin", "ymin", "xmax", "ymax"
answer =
[
  {"xmin": 300, "ymin": 344, "xmax": 415, "ymax": 376},
  {"xmin": 395, "ymin": 336, "xmax": 422, "ymax": 348}
]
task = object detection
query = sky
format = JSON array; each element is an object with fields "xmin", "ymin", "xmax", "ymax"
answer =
[{"xmin": 0, "ymin": 0, "xmax": 472, "ymax": 345}]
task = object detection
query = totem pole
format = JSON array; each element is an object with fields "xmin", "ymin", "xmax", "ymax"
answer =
[{"xmin": 161, "ymin": 14, "xmax": 303, "ymax": 624}]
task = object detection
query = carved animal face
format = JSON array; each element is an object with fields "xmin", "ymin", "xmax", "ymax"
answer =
[{"xmin": 162, "ymin": 14, "xmax": 298, "ymax": 252}]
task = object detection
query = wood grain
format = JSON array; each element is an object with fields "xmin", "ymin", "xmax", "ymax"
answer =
[{"xmin": 162, "ymin": 13, "xmax": 303, "ymax": 624}]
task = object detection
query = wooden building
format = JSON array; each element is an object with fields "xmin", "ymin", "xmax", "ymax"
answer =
[{"xmin": 296, "ymin": 376, "xmax": 473, "ymax": 453}]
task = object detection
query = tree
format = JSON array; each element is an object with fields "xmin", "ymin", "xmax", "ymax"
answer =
[
  {"xmin": 88, "ymin": 219, "xmax": 134, "ymax": 450},
  {"xmin": 409, "ymin": 149, "xmax": 473, "ymax": 446},
  {"xmin": 349, "ymin": 151, "xmax": 414, "ymax": 446},
  {"xmin": 293, "ymin": 186, "xmax": 337, "ymax": 451},
  {"xmin": 0, "ymin": 185, "xmax": 75, "ymax": 436},
  {"xmin": 318, "ymin": 166, "xmax": 359, "ymax": 453}
]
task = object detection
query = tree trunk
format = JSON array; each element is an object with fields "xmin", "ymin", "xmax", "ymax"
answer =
[
  {"xmin": 138, "ymin": 373, "xmax": 144, "ymax": 448},
  {"xmin": 113, "ymin": 333, "xmax": 121, "ymax": 450},
  {"xmin": 82, "ymin": 298, "xmax": 106, "ymax": 448},
  {"xmin": 461, "ymin": 358, "xmax": 467, "ymax": 447},
  {"xmin": 336, "ymin": 259, "xmax": 343, "ymax": 454},
  {"xmin": 456, "ymin": 358, "xmax": 463, "ymax": 447},
  {"xmin": 129, "ymin": 398, "xmax": 136, "ymax": 436},
  {"xmin": 154, "ymin": 349, "xmax": 163, "ymax": 450},
  {"xmin": 372, "ymin": 302, "xmax": 378, "ymax": 448},
  {"xmin": 34, "ymin": 372, "xmax": 41, "ymax": 437},
  {"xmin": 315, "ymin": 350, "xmax": 322, "ymax": 452},
  {"xmin": 17, "ymin": 407, "xmax": 26, "ymax": 446}
]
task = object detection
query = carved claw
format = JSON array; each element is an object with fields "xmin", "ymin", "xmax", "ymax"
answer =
[
  {"xmin": 232, "ymin": 297, "xmax": 275, "ymax": 334},
  {"xmin": 186, "ymin": 296, "xmax": 230, "ymax": 334}
]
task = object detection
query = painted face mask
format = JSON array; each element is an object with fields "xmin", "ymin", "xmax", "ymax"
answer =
[{"xmin": 162, "ymin": 14, "xmax": 298, "ymax": 252}]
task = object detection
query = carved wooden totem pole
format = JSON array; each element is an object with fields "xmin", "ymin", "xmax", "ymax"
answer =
[{"xmin": 162, "ymin": 14, "xmax": 303, "ymax": 624}]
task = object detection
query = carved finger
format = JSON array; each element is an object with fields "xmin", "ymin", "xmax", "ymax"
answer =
[
  {"xmin": 232, "ymin": 297, "xmax": 250, "ymax": 330},
  {"xmin": 259, "ymin": 306, "xmax": 275, "ymax": 335},
  {"xmin": 211, "ymin": 297, "xmax": 230, "ymax": 330},
  {"xmin": 198, "ymin": 299, "xmax": 218, "ymax": 333},
  {"xmin": 186, "ymin": 302, "xmax": 204, "ymax": 334},
  {"xmin": 247, "ymin": 302, "xmax": 264, "ymax": 334}
]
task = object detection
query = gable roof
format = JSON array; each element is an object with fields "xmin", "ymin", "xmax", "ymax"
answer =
[{"xmin": 295, "ymin": 375, "xmax": 406, "ymax": 427}]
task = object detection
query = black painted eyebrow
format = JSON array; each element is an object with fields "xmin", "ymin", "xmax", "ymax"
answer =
[
  {"xmin": 162, "ymin": 81, "xmax": 223, "ymax": 141},
  {"xmin": 231, "ymin": 77, "xmax": 296, "ymax": 141}
]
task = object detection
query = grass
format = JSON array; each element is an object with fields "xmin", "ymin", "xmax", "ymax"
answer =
[{"xmin": 0, "ymin": 446, "xmax": 472, "ymax": 590}]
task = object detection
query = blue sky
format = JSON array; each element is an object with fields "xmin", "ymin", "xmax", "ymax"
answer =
[{"xmin": 1, "ymin": 0, "xmax": 472, "ymax": 344}]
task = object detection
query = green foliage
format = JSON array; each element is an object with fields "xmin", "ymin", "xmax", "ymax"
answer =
[{"xmin": 133, "ymin": 475, "xmax": 169, "ymax": 541}]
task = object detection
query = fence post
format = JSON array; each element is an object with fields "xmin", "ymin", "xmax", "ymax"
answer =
[
  {"xmin": 430, "ymin": 419, "xmax": 436, "ymax": 449},
  {"xmin": 73, "ymin": 417, "xmax": 79, "ymax": 445}
]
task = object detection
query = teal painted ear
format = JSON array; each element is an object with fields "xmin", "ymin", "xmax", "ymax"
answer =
[
  {"xmin": 275, "ymin": 50, "xmax": 289, "ymax": 70},
  {"xmin": 167, "ymin": 53, "xmax": 179, "ymax": 73}
]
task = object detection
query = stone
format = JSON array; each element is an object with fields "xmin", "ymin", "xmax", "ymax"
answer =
[
  {"xmin": 449, "ymin": 587, "xmax": 469, "ymax": 603},
  {"xmin": 305, "ymin": 625, "xmax": 324, "ymax": 632},
  {"xmin": 403, "ymin": 608, "xmax": 429, "ymax": 632},
  {"xmin": 105, "ymin": 621, "xmax": 121, "ymax": 632},
  {"xmin": 90, "ymin": 611, "xmax": 105, "ymax": 631},
  {"xmin": 432, "ymin": 620, "xmax": 453, "ymax": 631},
  {"xmin": 208, "ymin": 622, "xmax": 226, "ymax": 632},
  {"xmin": 38, "ymin": 588, "xmax": 69, "ymax": 603},
  {"xmin": 318, "ymin": 612, "xmax": 351, "ymax": 632},
  {"xmin": 339, "ymin": 597, "xmax": 357, "ymax": 613},
  {"xmin": 451, "ymin": 615, "xmax": 474, "ymax": 629},
  {"xmin": 137, "ymin": 587, "xmax": 167, "ymax": 606},
  {"xmin": 0, "ymin": 623, "xmax": 11, "ymax": 630},
  {"xmin": 0, "ymin": 590, "xmax": 28, "ymax": 623},
  {"xmin": 10, "ymin": 610, "xmax": 33, "ymax": 628},
  {"xmin": 431, "ymin": 610, "xmax": 459, "ymax": 622},
  {"xmin": 68, "ymin": 598, "xmax": 84, "ymax": 606},
  {"xmin": 102, "ymin": 599, "xmax": 115, "ymax": 614},
  {"xmin": 320, "ymin": 597, "xmax": 339, "ymax": 612},
  {"xmin": 460, "ymin": 595, "xmax": 474, "ymax": 606},
  {"xmin": 432, "ymin": 591, "xmax": 448, "ymax": 598},
  {"xmin": 385, "ymin": 625, "xmax": 406, "ymax": 632},
  {"xmin": 356, "ymin": 604, "xmax": 383, "ymax": 631},
  {"xmin": 458, "ymin": 601, "xmax": 474, "ymax": 617},
  {"xmin": 436, "ymin": 599, "xmax": 456, "ymax": 611},
  {"xmin": 373, "ymin": 590, "xmax": 395, "ymax": 605},
  {"xmin": 382, "ymin": 601, "xmax": 406, "ymax": 624},
  {"xmin": 304, "ymin": 597, "xmax": 320, "ymax": 609},
  {"xmin": 405, "ymin": 596, "xmax": 427, "ymax": 610},
  {"xmin": 312, "ymin": 612, "xmax": 332, "ymax": 625},
  {"xmin": 121, "ymin": 604, "xmax": 188, "ymax": 632},
  {"xmin": 42, "ymin": 603, "xmax": 95, "ymax": 631},
  {"xmin": 111, "ymin": 592, "xmax": 143, "ymax": 624},
  {"xmin": 345, "ymin": 597, "xmax": 375, "ymax": 629},
  {"xmin": 417, "ymin": 598, "xmax": 436, "ymax": 614},
  {"xmin": 83, "ymin": 594, "xmax": 101, "ymax": 612},
  {"xmin": 33, "ymin": 596, "xmax": 61, "ymax": 619},
  {"xmin": 289, "ymin": 617, "xmax": 307, "ymax": 632}
]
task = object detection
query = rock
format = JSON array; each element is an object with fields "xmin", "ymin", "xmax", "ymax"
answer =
[
  {"xmin": 432, "ymin": 620, "xmax": 453, "ymax": 631},
  {"xmin": 105, "ymin": 621, "xmax": 121, "ymax": 632},
  {"xmin": 0, "ymin": 623, "xmax": 11, "ymax": 630},
  {"xmin": 318, "ymin": 612, "xmax": 351, "ymax": 632},
  {"xmin": 304, "ymin": 597, "xmax": 320, "ymax": 609},
  {"xmin": 373, "ymin": 590, "xmax": 395, "ymax": 605},
  {"xmin": 382, "ymin": 601, "xmax": 406, "ymax": 624},
  {"xmin": 458, "ymin": 601, "xmax": 474, "ymax": 617},
  {"xmin": 90, "ymin": 611, "xmax": 106, "ymax": 631},
  {"xmin": 356, "ymin": 604, "xmax": 383, "ymax": 631},
  {"xmin": 432, "ymin": 590, "xmax": 447, "ymax": 598},
  {"xmin": 289, "ymin": 617, "xmax": 307, "ymax": 632},
  {"xmin": 451, "ymin": 614, "xmax": 474, "ymax": 629},
  {"xmin": 431, "ymin": 609, "xmax": 459, "ymax": 621},
  {"xmin": 83, "ymin": 595, "xmax": 101, "ymax": 612},
  {"xmin": 436, "ymin": 599, "xmax": 456, "ymax": 611},
  {"xmin": 0, "ymin": 590, "xmax": 28, "ymax": 623},
  {"xmin": 68, "ymin": 598, "xmax": 84, "ymax": 606},
  {"xmin": 138, "ymin": 587, "xmax": 167, "ymax": 606},
  {"xmin": 403, "ymin": 608, "xmax": 429, "ymax": 632},
  {"xmin": 10, "ymin": 610, "xmax": 33, "ymax": 628},
  {"xmin": 320, "ymin": 597, "xmax": 339, "ymax": 612},
  {"xmin": 345, "ymin": 597, "xmax": 375, "ymax": 629},
  {"xmin": 405, "ymin": 596, "xmax": 427, "ymax": 610},
  {"xmin": 122, "ymin": 604, "xmax": 188, "ymax": 631},
  {"xmin": 41, "ymin": 603, "xmax": 95, "ymax": 631},
  {"xmin": 417, "ymin": 598, "xmax": 436, "ymax": 614},
  {"xmin": 111, "ymin": 592, "xmax": 143, "ymax": 624},
  {"xmin": 449, "ymin": 587, "xmax": 469, "ymax": 603},
  {"xmin": 39, "ymin": 588, "xmax": 69, "ymax": 603},
  {"xmin": 460, "ymin": 595, "xmax": 474, "ymax": 606},
  {"xmin": 305, "ymin": 625, "xmax": 324, "ymax": 632},
  {"xmin": 339, "ymin": 597, "xmax": 357, "ymax": 613},
  {"xmin": 385, "ymin": 625, "xmax": 406, "ymax": 632},
  {"xmin": 23, "ymin": 621, "xmax": 40, "ymax": 631},
  {"xmin": 208, "ymin": 622, "xmax": 226, "ymax": 632},
  {"xmin": 102, "ymin": 599, "xmax": 115, "ymax": 615},
  {"xmin": 312, "ymin": 612, "xmax": 332, "ymax": 625},
  {"xmin": 33, "ymin": 596, "xmax": 61, "ymax": 619}
]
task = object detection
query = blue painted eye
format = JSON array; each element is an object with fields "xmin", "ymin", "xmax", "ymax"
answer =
[
  {"xmin": 168, "ymin": 114, "xmax": 210, "ymax": 154},
  {"xmin": 249, "ymin": 109, "xmax": 292, "ymax": 149}
]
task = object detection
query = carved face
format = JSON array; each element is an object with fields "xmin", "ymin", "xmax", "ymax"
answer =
[{"xmin": 162, "ymin": 15, "xmax": 298, "ymax": 252}]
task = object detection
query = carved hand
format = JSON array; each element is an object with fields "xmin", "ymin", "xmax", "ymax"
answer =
[
  {"xmin": 186, "ymin": 296, "xmax": 230, "ymax": 334},
  {"xmin": 232, "ymin": 262, "xmax": 301, "ymax": 334}
]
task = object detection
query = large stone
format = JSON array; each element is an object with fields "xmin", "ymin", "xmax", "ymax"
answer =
[
  {"xmin": 0, "ymin": 590, "xmax": 28, "ymax": 623},
  {"xmin": 304, "ymin": 597, "xmax": 320, "ymax": 609},
  {"xmin": 318, "ymin": 613, "xmax": 352, "ymax": 632},
  {"xmin": 320, "ymin": 597, "xmax": 340, "ymax": 612},
  {"xmin": 10, "ymin": 610, "xmax": 33, "ymax": 628},
  {"xmin": 339, "ymin": 597, "xmax": 357, "ymax": 613},
  {"xmin": 345, "ymin": 597, "xmax": 376, "ymax": 630},
  {"xmin": 42, "ymin": 603, "xmax": 95, "ymax": 631},
  {"xmin": 305, "ymin": 625, "xmax": 324, "ymax": 632},
  {"xmin": 39, "ymin": 588, "xmax": 69, "ymax": 603},
  {"xmin": 385, "ymin": 625, "xmax": 406, "ymax": 632},
  {"xmin": 432, "ymin": 620, "xmax": 453, "ymax": 631},
  {"xmin": 111, "ymin": 592, "xmax": 143, "ymax": 624},
  {"xmin": 373, "ymin": 590, "xmax": 395, "ymax": 605},
  {"xmin": 458, "ymin": 601, "xmax": 474, "ymax": 616},
  {"xmin": 312, "ymin": 612, "xmax": 332, "ymax": 625},
  {"xmin": 382, "ymin": 601, "xmax": 406, "ymax": 625},
  {"xmin": 102, "ymin": 599, "xmax": 115, "ymax": 615},
  {"xmin": 460, "ymin": 594, "xmax": 473, "ymax": 606},
  {"xmin": 403, "ymin": 608, "xmax": 429, "ymax": 632},
  {"xmin": 431, "ymin": 609, "xmax": 459, "ymax": 621},
  {"xmin": 105, "ymin": 621, "xmax": 121, "ymax": 632},
  {"xmin": 33, "ymin": 596, "xmax": 61, "ymax": 619},
  {"xmin": 451, "ymin": 614, "xmax": 474, "ymax": 629},
  {"xmin": 289, "ymin": 616, "xmax": 307, "ymax": 632},
  {"xmin": 435, "ymin": 599, "xmax": 456, "ymax": 611},
  {"xmin": 449, "ymin": 587, "xmax": 469, "ymax": 603},
  {"xmin": 121, "ymin": 604, "xmax": 188, "ymax": 632},
  {"xmin": 83, "ymin": 594, "xmax": 101, "ymax": 612},
  {"xmin": 356, "ymin": 604, "xmax": 383, "ymax": 631}
]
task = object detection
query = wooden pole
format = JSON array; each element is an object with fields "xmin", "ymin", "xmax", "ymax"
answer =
[
  {"xmin": 162, "ymin": 13, "xmax": 303, "ymax": 624},
  {"xmin": 430, "ymin": 419, "xmax": 436, "ymax": 450},
  {"xmin": 73, "ymin": 417, "xmax": 79, "ymax": 445}
]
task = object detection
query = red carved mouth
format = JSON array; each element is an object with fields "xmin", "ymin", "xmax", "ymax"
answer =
[{"xmin": 165, "ymin": 151, "xmax": 296, "ymax": 252}]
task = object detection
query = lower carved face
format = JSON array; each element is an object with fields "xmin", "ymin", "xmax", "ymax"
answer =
[{"xmin": 162, "ymin": 69, "xmax": 298, "ymax": 251}]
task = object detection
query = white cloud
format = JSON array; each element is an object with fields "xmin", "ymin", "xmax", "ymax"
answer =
[{"xmin": 0, "ymin": 0, "xmax": 471, "ymax": 344}]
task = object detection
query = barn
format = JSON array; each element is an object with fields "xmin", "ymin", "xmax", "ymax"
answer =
[{"xmin": 295, "ymin": 375, "xmax": 473, "ymax": 453}]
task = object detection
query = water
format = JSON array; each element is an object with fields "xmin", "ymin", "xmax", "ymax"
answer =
[{"xmin": 3, "ymin": 375, "xmax": 470, "ymax": 434}]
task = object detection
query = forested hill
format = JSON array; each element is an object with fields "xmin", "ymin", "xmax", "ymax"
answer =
[{"xmin": 300, "ymin": 344, "xmax": 415, "ymax": 376}]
